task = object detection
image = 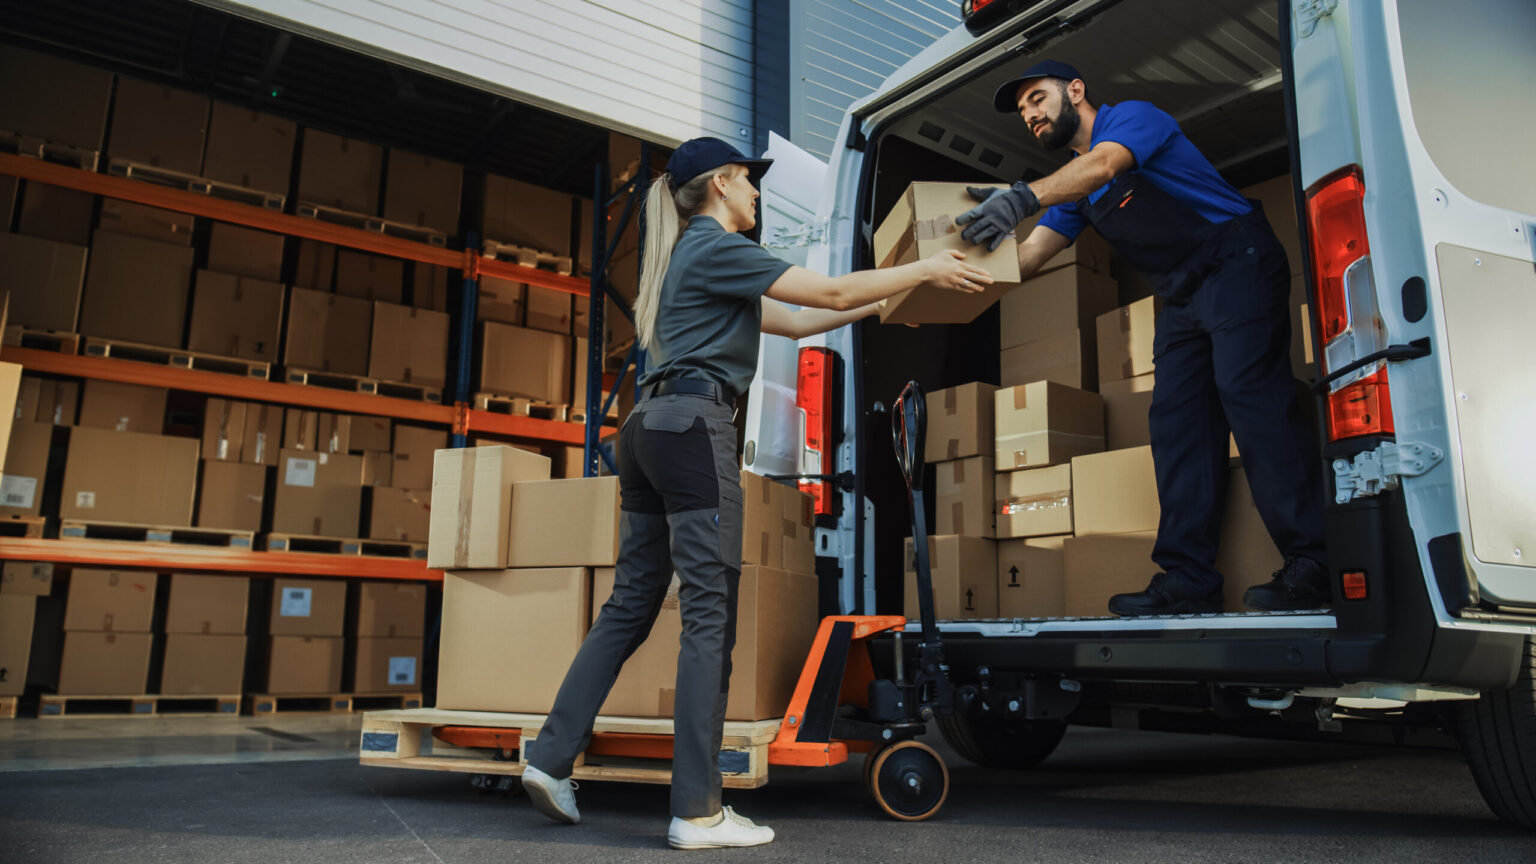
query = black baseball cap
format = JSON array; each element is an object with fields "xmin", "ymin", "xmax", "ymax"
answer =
[
  {"xmin": 991, "ymin": 59, "xmax": 1084, "ymax": 112},
  {"xmin": 665, "ymin": 136, "xmax": 773, "ymax": 188}
]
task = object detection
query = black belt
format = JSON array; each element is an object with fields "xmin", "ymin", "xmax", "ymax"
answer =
[{"xmin": 646, "ymin": 378, "xmax": 732, "ymax": 404}]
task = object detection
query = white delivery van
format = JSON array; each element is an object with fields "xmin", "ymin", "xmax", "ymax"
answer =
[{"xmin": 746, "ymin": 0, "xmax": 1536, "ymax": 827}]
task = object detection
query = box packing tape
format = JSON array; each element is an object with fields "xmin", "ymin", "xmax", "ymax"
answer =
[
  {"xmin": 253, "ymin": 404, "xmax": 271, "ymax": 464},
  {"xmin": 949, "ymin": 460, "xmax": 966, "ymax": 484},
  {"xmin": 951, "ymin": 502, "xmax": 966, "ymax": 535},
  {"xmin": 216, "ymin": 400, "xmax": 234, "ymax": 460},
  {"xmin": 998, "ymin": 491, "xmax": 1071, "ymax": 517},
  {"xmin": 782, "ymin": 518, "xmax": 798, "ymax": 539},
  {"xmin": 454, "ymin": 447, "xmax": 477, "ymax": 567},
  {"xmin": 944, "ymin": 388, "xmax": 958, "ymax": 416}
]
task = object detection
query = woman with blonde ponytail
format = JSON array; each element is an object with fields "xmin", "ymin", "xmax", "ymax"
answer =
[{"xmin": 523, "ymin": 138, "xmax": 991, "ymax": 849}]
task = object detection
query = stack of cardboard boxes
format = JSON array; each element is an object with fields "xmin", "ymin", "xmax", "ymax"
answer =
[
  {"xmin": 160, "ymin": 574, "xmax": 249, "ymax": 696},
  {"xmin": 352, "ymin": 582, "xmax": 426, "ymax": 695},
  {"xmin": 263, "ymin": 578, "xmax": 346, "ymax": 694},
  {"xmin": 57, "ymin": 569, "xmax": 156, "ymax": 695},
  {"xmin": 0, "ymin": 563, "xmax": 52, "ymax": 701}
]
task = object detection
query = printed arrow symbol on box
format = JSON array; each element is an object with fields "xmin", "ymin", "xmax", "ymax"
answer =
[
  {"xmin": 1009, "ymin": 566, "xmax": 1020, "ymax": 587},
  {"xmin": 965, "ymin": 588, "xmax": 974, "ymax": 610}
]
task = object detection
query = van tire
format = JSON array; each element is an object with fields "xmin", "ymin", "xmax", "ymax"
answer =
[
  {"xmin": 937, "ymin": 713, "xmax": 1066, "ymax": 770},
  {"xmin": 1455, "ymin": 638, "xmax": 1536, "ymax": 829}
]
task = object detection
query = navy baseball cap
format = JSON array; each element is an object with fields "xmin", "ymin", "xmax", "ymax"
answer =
[
  {"xmin": 665, "ymin": 136, "xmax": 773, "ymax": 188},
  {"xmin": 991, "ymin": 59, "xmax": 1084, "ymax": 112}
]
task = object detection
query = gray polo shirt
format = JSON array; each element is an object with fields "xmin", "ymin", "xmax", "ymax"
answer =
[{"xmin": 638, "ymin": 215, "xmax": 792, "ymax": 397}]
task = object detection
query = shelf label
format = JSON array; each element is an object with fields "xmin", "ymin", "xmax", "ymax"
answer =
[
  {"xmin": 388, "ymin": 656, "xmax": 418, "ymax": 686},
  {"xmin": 285, "ymin": 457, "xmax": 318, "ymax": 488},
  {"xmin": 1, "ymin": 475, "xmax": 38, "ymax": 510},
  {"xmin": 280, "ymin": 587, "xmax": 313, "ymax": 618}
]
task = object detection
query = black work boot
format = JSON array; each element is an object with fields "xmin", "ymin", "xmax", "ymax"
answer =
[
  {"xmin": 1107, "ymin": 572, "xmax": 1224, "ymax": 617},
  {"xmin": 1243, "ymin": 556, "xmax": 1331, "ymax": 611}
]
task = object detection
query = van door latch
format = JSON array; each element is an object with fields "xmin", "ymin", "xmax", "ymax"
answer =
[
  {"xmin": 1296, "ymin": 0, "xmax": 1337, "ymax": 38},
  {"xmin": 1333, "ymin": 441, "xmax": 1444, "ymax": 503}
]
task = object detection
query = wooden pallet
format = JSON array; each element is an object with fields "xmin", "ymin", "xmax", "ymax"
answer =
[
  {"xmin": 38, "ymin": 693, "xmax": 242, "ymax": 718},
  {"xmin": 265, "ymin": 533, "xmax": 427, "ymax": 560},
  {"xmin": 360, "ymin": 709, "xmax": 777, "ymax": 789},
  {"xmin": 60, "ymin": 520, "xmax": 256, "ymax": 549},
  {"xmin": 0, "ymin": 697, "xmax": 16, "ymax": 720},
  {"xmin": 283, "ymin": 367, "xmax": 442, "ymax": 404},
  {"xmin": 0, "ymin": 129, "xmax": 99, "ymax": 171},
  {"xmin": 82, "ymin": 337, "xmax": 272, "ymax": 380},
  {"xmin": 473, "ymin": 392, "xmax": 569, "ymax": 422},
  {"xmin": 482, "ymin": 240, "xmax": 574, "ymax": 276},
  {"xmin": 106, "ymin": 158, "xmax": 285, "ymax": 211},
  {"xmin": 250, "ymin": 692, "xmax": 424, "ymax": 716},
  {"xmin": 0, "ymin": 515, "xmax": 46, "ymax": 539},
  {"xmin": 2, "ymin": 325, "xmax": 82, "ymax": 354},
  {"xmin": 295, "ymin": 201, "xmax": 448, "ymax": 247}
]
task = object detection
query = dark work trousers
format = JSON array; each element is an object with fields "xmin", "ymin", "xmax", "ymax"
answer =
[
  {"xmin": 1148, "ymin": 213, "xmax": 1328, "ymax": 597},
  {"xmin": 525, "ymin": 391, "xmax": 743, "ymax": 819}
]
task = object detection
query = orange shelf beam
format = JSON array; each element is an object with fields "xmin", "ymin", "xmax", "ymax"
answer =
[
  {"xmin": 478, "ymin": 258, "xmax": 592, "ymax": 297},
  {"xmin": 0, "ymin": 538, "xmax": 441, "ymax": 581},
  {"xmin": 463, "ymin": 409, "xmax": 614, "ymax": 444},
  {"xmin": 2, "ymin": 347, "xmax": 456, "ymax": 425}
]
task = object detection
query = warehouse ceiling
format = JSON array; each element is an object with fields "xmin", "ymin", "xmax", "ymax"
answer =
[{"xmin": 0, "ymin": 0, "xmax": 612, "ymax": 199}]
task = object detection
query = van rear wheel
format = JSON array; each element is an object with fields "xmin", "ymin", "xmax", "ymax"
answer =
[
  {"xmin": 1455, "ymin": 638, "xmax": 1536, "ymax": 829},
  {"xmin": 937, "ymin": 713, "xmax": 1066, "ymax": 770}
]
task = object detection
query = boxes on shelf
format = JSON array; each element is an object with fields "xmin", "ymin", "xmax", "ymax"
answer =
[
  {"xmin": 107, "ymin": 76, "xmax": 209, "ymax": 175},
  {"xmin": 997, "ymin": 536, "xmax": 1067, "ymax": 618},
  {"xmin": 1215, "ymin": 467, "xmax": 1285, "ymax": 613},
  {"xmin": 16, "ymin": 376, "xmax": 80, "ymax": 427},
  {"xmin": 79, "ymin": 229, "xmax": 195, "ymax": 349},
  {"xmin": 1071, "ymin": 446, "xmax": 1160, "ymax": 537},
  {"xmin": 368, "ymin": 303, "xmax": 449, "ymax": 388},
  {"xmin": 872, "ymin": 181, "xmax": 1020, "ymax": 324},
  {"xmin": 201, "ymin": 102, "xmax": 297, "ymax": 196},
  {"xmin": 355, "ymin": 582, "xmax": 425, "ymax": 638},
  {"xmin": 268, "ymin": 578, "xmax": 346, "ymax": 636},
  {"xmin": 61, "ymin": 427, "xmax": 199, "ymax": 526},
  {"xmin": 507, "ymin": 476, "xmax": 621, "ymax": 568},
  {"xmin": 361, "ymin": 451, "xmax": 393, "ymax": 487},
  {"xmin": 427, "ymin": 445, "xmax": 552, "ymax": 570},
  {"xmin": 903, "ymin": 535, "xmax": 998, "ymax": 619},
  {"xmin": 1, "ymin": 562, "xmax": 54, "ymax": 596},
  {"xmin": 63, "ymin": 568, "xmax": 157, "ymax": 633},
  {"xmin": 412, "ymin": 263, "xmax": 450, "ymax": 313},
  {"xmin": 203, "ymin": 398, "xmax": 283, "ymax": 465},
  {"xmin": 524, "ymin": 286, "xmax": 573, "ymax": 335},
  {"xmin": 1000, "ymin": 329, "xmax": 1096, "ymax": 390},
  {"xmin": 161, "ymin": 634, "xmax": 247, "ymax": 695},
  {"xmin": 284, "ymin": 287, "xmax": 373, "ymax": 376},
  {"xmin": 0, "ymin": 45, "xmax": 114, "ymax": 152},
  {"xmin": 283, "ymin": 410, "xmax": 351, "ymax": 455},
  {"xmin": 383, "ymin": 148, "xmax": 462, "ymax": 233},
  {"xmin": 188, "ymin": 270, "xmax": 285, "ymax": 363},
  {"xmin": 196, "ymin": 459, "xmax": 266, "ymax": 532},
  {"xmin": 994, "ymin": 381, "xmax": 1105, "ymax": 471},
  {"xmin": 78, "ymin": 380, "xmax": 166, "ymax": 433},
  {"xmin": 1096, "ymin": 297, "xmax": 1162, "ymax": 387},
  {"xmin": 271, "ymin": 449, "xmax": 363, "ymax": 537},
  {"xmin": 264, "ymin": 636, "xmax": 344, "ymax": 694},
  {"xmin": 351, "ymin": 416, "xmax": 392, "ymax": 453},
  {"xmin": 925, "ymin": 383, "xmax": 996, "ymax": 463},
  {"xmin": 0, "ymin": 232, "xmax": 88, "ymax": 332},
  {"xmin": 482, "ymin": 174, "xmax": 573, "ymax": 253},
  {"xmin": 1000, "ymin": 263, "xmax": 1118, "ymax": 350},
  {"xmin": 59, "ymin": 568, "xmax": 157, "ymax": 695},
  {"xmin": 0, "ymin": 595, "xmax": 36, "ymax": 697},
  {"xmin": 479, "ymin": 321, "xmax": 571, "ymax": 404},
  {"xmin": 1102, "ymin": 373, "xmax": 1155, "ymax": 450},
  {"xmin": 297, "ymin": 128, "xmax": 382, "ymax": 214},
  {"xmin": 935, "ymin": 455, "xmax": 995, "ymax": 538},
  {"xmin": 206, "ymin": 222, "xmax": 285, "ymax": 282},
  {"xmin": 17, "ymin": 181, "xmax": 94, "ymax": 246},
  {"xmin": 98, "ymin": 198, "xmax": 194, "ymax": 245},
  {"xmin": 166, "ymin": 574, "xmax": 249, "ymax": 635},
  {"xmin": 353, "ymin": 636, "xmax": 423, "ymax": 692},
  {"xmin": 1062, "ymin": 531, "xmax": 1158, "ymax": 618},
  {"xmin": 477, "ymin": 276, "xmax": 526, "ymax": 326},
  {"xmin": 368, "ymin": 486, "xmax": 430, "ymax": 542},
  {"xmin": 390, "ymin": 425, "xmax": 446, "ymax": 491},
  {"xmin": 294, "ymin": 240, "xmax": 338, "ymax": 291},
  {"xmin": 336, "ymin": 250, "xmax": 404, "ymax": 304},
  {"xmin": 1, "ymin": 422, "xmax": 53, "ymax": 518},
  {"xmin": 996, "ymin": 464, "xmax": 1072, "ymax": 538}
]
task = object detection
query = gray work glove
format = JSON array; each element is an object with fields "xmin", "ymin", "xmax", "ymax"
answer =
[{"xmin": 955, "ymin": 182, "xmax": 1040, "ymax": 251}]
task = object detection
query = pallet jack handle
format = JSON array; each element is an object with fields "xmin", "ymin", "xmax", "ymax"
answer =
[{"xmin": 891, "ymin": 381, "xmax": 941, "ymax": 652}]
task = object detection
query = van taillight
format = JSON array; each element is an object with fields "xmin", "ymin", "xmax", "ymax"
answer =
[
  {"xmin": 796, "ymin": 347, "xmax": 836, "ymax": 516},
  {"xmin": 1306, "ymin": 165, "xmax": 1392, "ymax": 440}
]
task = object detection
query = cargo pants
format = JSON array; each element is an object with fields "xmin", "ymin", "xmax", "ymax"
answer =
[{"xmin": 525, "ymin": 391, "xmax": 742, "ymax": 819}]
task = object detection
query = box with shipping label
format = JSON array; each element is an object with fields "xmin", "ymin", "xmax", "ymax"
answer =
[
  {"xmin": 202, "ymin": 101, "xmax": 296, "ymax": 196},
  {"xmin": 0, "ymin": 45, "xmax": 114, "ymax": 150},
  {"xmin": 369, "ymin": 486, "xmax": 430, "ymax": 543},
  {"xmin": 996, "ymin": 464, "xmax": 1072, "ymax": 538},
  {"xmin": 264, "ymin": 635, "xmax": 344, "ymax": 694},
  {"xmin": 18, "ymin": 181, "xmax": 94, "ymax": 246},
  {"xmin": 1071, "ymin": 446, "xmax": 1159, "ymax": 537},
  {"xmin": 507, "ymin": 476, "xmax": 621, "ymax": 568},
  {"xmin": 80, "ymin": 229, "xmax": 195, "ymax": 349},
  {"xmin": 297, "ymin": 128, "xmax": 382, "ymax": 214},
  {"xmin": 1096, "ymin": 296, "xmax": 1163, "ymax": 386},
  {"xmin": 98, "ymin": 198, "xmax": 195, "ymax": 245},
  {"xmin": 108, "ymin": 76, "xmax": 209, "ymax": 175},
  {"xmin": 1000, "ymin": 329, "xmax": 1095, "ymax": 391},
  {"xmin": 437, "ymin": 568, "xmax": 590, "ymax": 713},
  {"xmin": 0, "ymin": 233, "xmax": 88, "ymax": 332},
  {"xmin": 63, "ymin": 568, "xmax": 157, "ymax": 633},
  {"xmin": 368, "ymin": 302, "xmax": 449, "ymax": 388},
  {"xmin": 482, "ymin": 175, "xmax": 573, "ymax": 254},
  {"xmin": 479, "ymin": 321, "xmax": 571, "ymax": 404},
  {"xmin": 268, "ymin": 578, "xmax": 346, "ymax": 637},
  {"xmin": 925, "ymin": 382, "xmax": 996, "ymax": 463},
  {"xmin": 78, "ymin": 379, "xmax": 166, "ymax": 433},
  {"xmin": 999, "ymin": 263, "xmax": 1118, "ymax": 351},
  {"xmin": 935, "ymin": 455, "xmax": 995, "ymax": 538},
  {"xmin": 997, "ymin": 535, "xmax": 1067, "ymax": 618},
  {"xmin": 428, "ymin": 446, "xmax": 552, "ymax": 570},
  {"xmin": 16, "ymin": 376, "xmax": 80, "ymax": 427},
  {"xmin": 160, "ymin": 633, "xmax": 246, "ymax": 695},
  {"xmin": 2, "ymin": 422, "xmax": 54, "ymax": 518},
  {"xmin": 61, "ymin": 427, "xmax": 199, "ymax": 526},
  {"xmin": 272, "ymin": 449, "xmax": 363, "ymax": 538},
  {"xmin": 188, "ymin": 270, "xmax": 285, "ymax": 363},
  {"xmin": 1, "ymin": 561, "xmax": 53, "ymax": 596},
  {"xmin": 206, "ymin": 222, "xmax": 286, "ymax": 282},
  {"xmin": 1215, "ymin": 467, "xmax": 1285, "ymax": 613},
  {"xmin": 477, "ymin": 276, "xmax": 525, "ymax": 326},
  {"xmin": 390, "ymin": 425, "xmax": 447, "ymax": 491},
  {"xmin": 284, "ymin": 286, "xmax": 373, "ymax": 376},
  {"xmin": 1062, "ymin": 531, "xmax": 1158, "ymax": 618},
  {"xmin": 872, "ymin": 181, "xmax": 1021, "ymax": 324},
  {"xmin": 1102, "ymin": 373, "xmax": 1154, "ymax": 450},
  {"xmin": 335, "ymin": 250, "xmax": 404, "ymax": 304},
  {"xmin": 353, "ymin": 636, "xmax": 423, "ymax": 692},
  {"xmin": 903, "ymin": 535, "xmax": 999, "ymax": 620},
  {"xmin": 196, "ymin": 459, "xmax": 266, "ymax": 532},
  {"xmin": 994, "ymin": 381, "xmax": 1105, "ymax": 471},
  {"xmin": 166, "ymin": 573, "xmax": 249, "ymax": 635},
  {"xmin": 355, "ymin": 582, "xmax": 426, "ymax": 639},
  {"xmin": 0, "ymin": 595, "xmax": 36, "ymax": 696},
  {"xmin": 383, "ymin": 148, "xmax": 462, "ymax": 233},
  {"xmin": 58, "ymin": 631, "xmax": 153, "ymax": 695}
]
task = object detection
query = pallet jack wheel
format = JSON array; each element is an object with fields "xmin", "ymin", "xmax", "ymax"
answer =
[
  {"xmin": 868, "ymin": 740, "xmax": 949, "ymax": 821},
  {"xmin": 863, "ymin": 743, "xmax": 888, "ymax": 794}
]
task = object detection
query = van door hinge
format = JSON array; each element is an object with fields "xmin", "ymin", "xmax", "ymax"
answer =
[
  {"xmin": 764, "ymin": 220, "xmax": 828, "ymax": 250},
  {"xmin": 1295, "ymin": 0, "xmax": 1337, "ymax": 38},
  {"xmin": 1333, "ymin": 441, "xmax": 1444, "ymax": 503}
]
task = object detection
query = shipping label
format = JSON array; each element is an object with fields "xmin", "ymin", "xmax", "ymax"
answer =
[
  {"xmin": 279, "ymin": 587, "xmax": 313, "ymax": 617},
  {"xmin": 285, "ymin": 457, "xmax": 317, "ymax": 487},
  {"xmin": 1, "ymin": 475, "xmax": 38, "ymax": 509}
]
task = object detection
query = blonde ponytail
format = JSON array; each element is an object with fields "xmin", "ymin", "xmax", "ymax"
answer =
[{"xmin": 633, "ymin": 164, "xmax": 744, "ymax": 350}]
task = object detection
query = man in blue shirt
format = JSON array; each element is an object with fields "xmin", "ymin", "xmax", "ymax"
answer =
[{"xmin": 959, "ymin": 60, "xmax": 1329, "ymax": 616}]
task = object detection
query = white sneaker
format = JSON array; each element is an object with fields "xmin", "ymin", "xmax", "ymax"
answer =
[
  {"xmin": 667, "ymin": 806, "xmax": 774, "ymax": 850},
  {"xmin": 522, "ymin": 766, "xmax": 580, "ymax": 825}
]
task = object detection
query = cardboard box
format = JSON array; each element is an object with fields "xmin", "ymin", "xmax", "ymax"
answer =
[
  {"xmin": 383, "ymin": 148, "xmax": 462, "ymax": 232},
  {"xmin": 1000, "ymin": 264, "xmax": 1118, "ymax": 350},
  {"xmin": 80, "ymin": 229, "xmax": 195, "ymax": 349},
  {"xmin": 362, "ymin": 451, "xmax": 393, "ymax": 487},
  {"xmin": 480, "ymin": 321, "xmax": 571, "ymax": 403},
  {"xmin": 483, "ymin": 174, "xmax": 573, "ymax": 252},
  {"xmin": 997, "ymin": 535, "xmax": 1067, "ymax": 618},
  {"xmin": 741, "ymin": 471, "xmax": 785, "ymax": 568},
  {"xmin": 477, "ymin": 276, "xmax": 526, "ymax": 326},
  {"xmin": 15, "ymin": 377, "xmax": 79, "ymax": 427},
  {"xmin": 369, "ymin": 303, "xmax": 449, "ymax": 387},
  {"xmin": 1062, "ymin": 531, "xmax": 1158, "ymax": 618},
  {"xmin": 412, "ymin": 263, "xmax": 450, "ymax": 313},
  {"xmin": 391, "ymin": 425, "xmax": 446, "ymax": 491},
  {"xmin": 336, "ymin": 250, "xmax": 405, "ymax": 304},
  {"xmin": 873, "ymin": 182, "xmax": 1021, "ymax": 324},
  {"xmin": 1071, "ymin": 446, "xmax": 1159, "ymax": 536},
  {"xmin": 369, "ymin": 486, "xmax": 430, "ymax": 542},
  {"xmin": 203, "ymin": 399, "xmax": 282, "ymax": 465},
  {"xmin": 201, "ymin": 102, "xmax": 297, "ymax": 196},
  {"xmin": 0, "ymin": 595, "xmax": 35, "ymax": 696},
  {"xmin": 188, "ymin": 270, "xmax": 285, "ymax": 363},
  {"xmin": 297, "ymin": 128, "xmax": 382, "ymax": 214},
  {"xmin": 353, "ymin": 636, "xmax": 423, "ymax": 692},
  {"xmin": 1215, "ymin": 467, "xmax": 1285, "ymax": 613},
  {"xmin": 507, "ymin": 476, "xmax": 621, "ymax": 567},
  {"xmin": 996, "ymin": 464, "xmax": 1072, "ymax": 538},
  {"xmin": 272, "ymin": 449, "xmax": 363, "ymax": 538},
  {"xmin": 437, "ymin": 568, "xmax": 590, "ymax": 713},
  {"xmin": 206, "ymin": 222, "xmax": 285, "ymax": 281},
  {"xmin": 197, "ymin": 459, "xmax": 266, "ymax": 532},
  {"xmin": 554, "ymin": 445, "xmax": 586, "ymax": 479},
  {"xmin": 589, "ymin": 568, "xmax": 680, "ymax": 717},
  {"xmin": 268, "ymin": 578, "xmax": 346, "ymax": 636},
  {"xmin": 295, "ymin": 239, "xmax": 337, "ymax": 291},
  {"xmin": 108, "ymin": 77, "xmax": 209, "ymax": 175},
  {"xmin": 428, "ymin": 446, "xmax": 552, "ymax": 570},
  {"xmin": 264, "ymin": 635, "xmax": 344, "ymax": 694},
  {"xmin": 0, "ymin": 45, "xmax": 114, "ymax": 150},
  {"xmin": 2, "ymin": 422, "xmax": 53, "ymax": 518},
  {"xmin": 351, "ymin": 416, "xmax": 392, "ymax": 453},
  {"xmin": 926, "ymin": 383, "xmax": 996, "ymax": 463},
  {"xmin": 18, "ymin": 181, "xmax": 95, "ymax": 246},
  {"xmin": 98, "ymin": 198, "xmax": 194, "ymax": 245},
  {"xmin": 0, "ymin": 363, "xmax": 16, "ymax": 470},
  {"xmin": 166, "ymin": 574, "xmax": 249, "ymax": 635},
  {"xmin": 78, "ymin": 379, "xmax": 166, "ymax": 433},
  {"xmin": 1000, "ymin": 329, "xmax": 1095, "ymax": 391},
  {"xmin": 935, "ymin": 456, "xmax": 995, "ymax": 538},
  {"xmin": 1096, "ymin": 297, "xmax": 1162, "ymax": 386},
  {"xmin": 0, "ymin": 232, "xmax": 88, "ymax": 332},
  {"xmin": 356, "ymin": 582, "xmax": 425, "ymax": 638},
  {"xmin": 994, "ymin": 381, "xmax": 1105, "ymax": 471},
  {"xmin": 284, "ymin": 287, "xmax": 372, "ymax": 375},
  {"xmin": 58, "ymin": 631, "xmax": 153, "ymax": 695},
  {"xmin": 1, "ymin": 561, "xmax": 53, "ymax": 596},
  {"xmin": 63, "ymin": 568, "xmax": 156, "ymax": 633},
  {"xmin": 903, "ymin": 535, "xmax": 998, "ymax": 619},
  {"xmin": 524, "ymin": 286, "xmax": 572, "ymax": 335},
  {"xmin": 160, "ymin": 633, "xmax": 246, "ymax": 695},
  {"xmin": 1017, "ymin": 214, "xmax": 1115, "ymax": 275},
  {"xmin": 283, "ymin": 411, "xmax": 352, "ymax": 455},
  {"xmin": 782, "ymin": 483, "xmax": 816, "ymax": 576},
  {"xmin": 61, "ymin": 427, "xmax": 199, "ymax": 526},
  {"xmin": 1102, "ymin": 373, "xmax": 1155, "ymax": 450}
]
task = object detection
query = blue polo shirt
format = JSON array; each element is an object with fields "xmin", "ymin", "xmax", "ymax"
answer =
[{"xmin": 1038, "ymin": 101, "xmax": 1252, "ymax": 241}]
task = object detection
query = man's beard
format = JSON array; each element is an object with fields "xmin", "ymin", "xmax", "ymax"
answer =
[{"xmin": 1036, "ymin": 97, "xmax": 1080, "ymax": 151}]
